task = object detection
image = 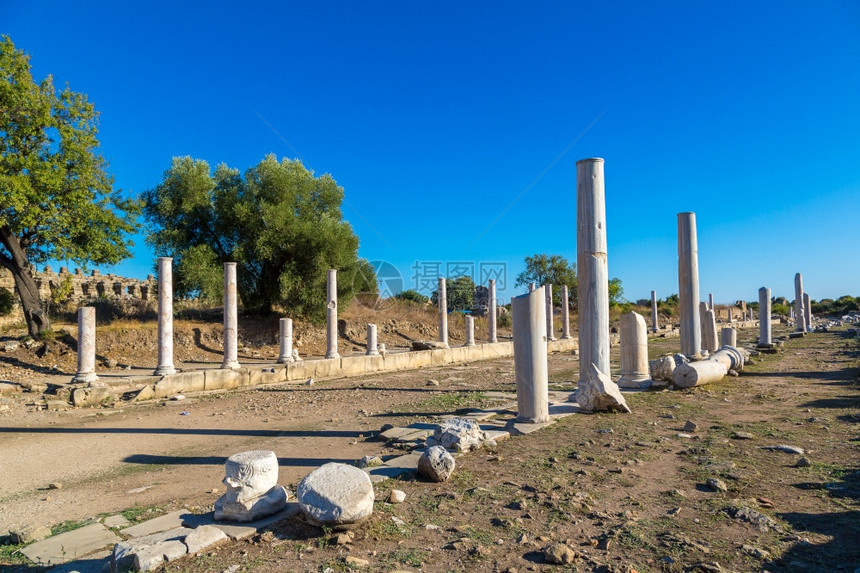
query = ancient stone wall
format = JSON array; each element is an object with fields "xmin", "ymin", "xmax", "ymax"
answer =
[{"xmin": 0, "ymin": 266, "xmax": 156, "ymax": 318}]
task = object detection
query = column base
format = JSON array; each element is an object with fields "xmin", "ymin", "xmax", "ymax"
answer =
[
  {"xmin": 617, "ymin": 376, "xmax": 653, "ymax": 389},
  {"xmin": 365, "ymin": 350, "xmax": 379, "ymax": 356},
  {"xmin": 325, "ymin": 353, "xmax": 341, "ymax": 359},
  {"xmin": 462, "ymin": 342, "xmax": 475, "ymax": 347},
  {"xmin": 221, "ymin": 360, "xmax": 241, "ymax": 369},
  {"xmin": 561, "ymin": 335, "xmax": 572, "ymax": 340},
  {"xmin": 488, "ymin": 338, "xmax": 498, "ymax": 344},
  {"xmin": 154, "ymin": 365, "xmax": 177, "ymax": 376},
  {"xmin": 276, "ymin": 356, "xmax": 295, "ymax": 364},
  {"xmin": 71, "ymin": 372, "xmax": 98, "ymax": 384}
]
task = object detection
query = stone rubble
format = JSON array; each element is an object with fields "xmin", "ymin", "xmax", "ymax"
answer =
[
  {"xmin": 214, "ymin": 451, "xmax": 289, "ymax": 523},
  {"xmin": 418, "ymin": 446, "xmax": 456, "ymax": 482},
  {"xmin": 572, "ymin": 363, "xmax": 631, "ymax": 413},
  {"xmin": 297, "ymin": 462, "xmax": 375, "ymax": 528},
  {"xmin": 433, "ymin": 417, "xmax": 486, "ymax": 452}
]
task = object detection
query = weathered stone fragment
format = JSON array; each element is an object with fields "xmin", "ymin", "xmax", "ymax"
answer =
[
  {"xmin": 214, "ymin": 451, "xmax": 288, "ymax": 523},
  {"xmin": 297, "ymin": 463, "xmax": 374, "ymax": 528},
  {"xmin": 418, "ymin": 446, "xmax": 455, "ymax": 482},
  {"xmin": 572, "ymin": 363, "xmax": 631, "ymax": 413},
  {"xmin": 433, "ymin": 417, "xmax": 486, "ymax": 451}
]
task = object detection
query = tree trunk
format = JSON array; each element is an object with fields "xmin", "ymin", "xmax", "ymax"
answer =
[{"xmin": 0, "ymin": 226, "xmax": 52, "ymax": 337}]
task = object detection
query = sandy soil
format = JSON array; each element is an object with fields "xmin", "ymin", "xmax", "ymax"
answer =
[{"xmin": 1, "ymin": 322, "xmax": 858, "ymax": 573}]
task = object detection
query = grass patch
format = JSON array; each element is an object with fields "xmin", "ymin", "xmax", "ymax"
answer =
[
  {"xmin": 389, "ymin": 391, "xmax": 491, "ymax": 414},
  {"xmin": 379, "ymin": 547, "xmax": 430, "ymax": 567}
]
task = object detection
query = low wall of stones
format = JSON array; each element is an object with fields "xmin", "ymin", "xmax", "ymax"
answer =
[{"xmin": 75, "ymin": 338, "xmax": 579, "ymax": 406}]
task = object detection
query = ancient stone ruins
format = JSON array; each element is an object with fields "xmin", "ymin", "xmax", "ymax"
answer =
[{"xmin": 13, "ymin": 156, "xmax": 846, "ymax": 571}]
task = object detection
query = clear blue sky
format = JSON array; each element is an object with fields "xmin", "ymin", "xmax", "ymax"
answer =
[{"xmin": 4, "ymin": 1, "xmax": 859, "ymax": 305}]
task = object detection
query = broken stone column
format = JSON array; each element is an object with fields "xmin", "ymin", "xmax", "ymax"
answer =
[
  {"xmin": 720, "ymin": 327, "xmax": 737, "ymax": 348},
  {"xmin": 72, "ymin": 306, "xmax": 98, "ymax": 383},
  {"xmin": 528, "ymin": 282, "xmax": 536, "ymax": 292},
  {"xmin": 464, "ymin": 316, "xmax": 475, "ymax": 346},
  {"xmin": 366, "ymin": 323, "xmax": 379, "ymax": 356},
  {"xmin": 488, "ymin": 279, "xmax": 498, "ymax": 343},
  {"xmin": 574, "ymin": 363, "xmax": 631, "ymax": 413},
  {"xmin": 758, "ymin": 287, "xmax": 772, "ymax": 347},
  {"xmin": 437, "ymin": 277, "xmax": 449, "ymax": 348},
  {"xmin": 154, "ymin": 256, "xmax": 176, "ymax": 376},
  {"xmin": 803, "ymin": 292, "xmax": 813, "ymax": 332},
  {"xmin": 545, "ymin": 284, "xmax": 556, "ymax": 341},
  {"xmin": 650, "ymin": 290, "xmax": 659, "ymax": 332},
  {"xmin": 577, "ymin": 158, "xmax": 611, "ymax": 381},
  {"xmin": 325, "ymin": 269, "xmax": 340, "ymax": 359},
  {"xmin": 678, "ymin": 212, "xmax": 702, "ymax": 358},
  {"xmin": 794, "ymin": 272, "xmax": 806, "ymax": 332},
  {"xmin": 215, "ymin": 450, "xmax": 288, "ymax": 522},
  {"xmin": 561, "ymin": 285, "xmax": 572, "ymax": 339},
  {"xmin": 222, "ymin": 262, "xmax": 240, "ymax": 369},
  {"xmin": 672, "ymin": 346, "xmax": 745, "ymax": 387},
  {"xmin": 709, "ymin": 293, "xmax": 714, "ymax": 311},
  {"xmin": 618, "ymin": 311, "xmax": 651, "ymax": 389},
  {"xmin": 277, "ymin": 318, "xmax": 294, "ymax": 363},
  {"xmin": 700, "ymin": 302, "xmax": 718, "ymax": 353},
  {"xmin": 511, "ymin": 286, "xmax": 550, "ymax": 423},
  {"xmin": 727, "ymin": 307, "xmax": 734, "ymax": 323}
]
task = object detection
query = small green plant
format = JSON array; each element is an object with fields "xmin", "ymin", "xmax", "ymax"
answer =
[{"xmin": 0, "ymin": 287, "xmax": 14, "ymax": 316}]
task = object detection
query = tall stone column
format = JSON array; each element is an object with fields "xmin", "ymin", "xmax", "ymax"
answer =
[
  {"xmin": 222, "ymin": 262, "xmax": 240, "ymax": 369},
  {"xmin": 618, "ymin": 311, "xmax": 651, "ymax": 388},
  {"xmin": 545, "ymin": 284, "xmax": 556, "ymax": 341},
  {"xmin": 528, "ymin": 282, "xmax": 536, "ymax": 292},
  {"xmin": 154, "ymin": 256, "xmax": 176, "ymax": 375},
  {"xmin": 325, "ymin": 269, "xmax": 340, "ymax": 359},
  {"xmin": 577, "ymin": 158, "xmax": 610, "ymax": 381},
  {"xmin": 650, "ymin": 290, "xmax": 659, "ymax": 332},
  {"xmin": 366, "ymin": 323, "xmax": 379, "ymax": 356},
  {"xmin": 488, "ymin": 279, "xmax": 498, "ymax": 343},
  {"xmin": 727, "ymin": 308, "xmax": 733, "ymax": 323},
  {"xmin": 803, "ymin": 292, "xmax": 813, "ymax": 332},
  {"xmin": 464, "ymin": 316, "xmax": 475, "ymax": 346},
  {"xmin": 511, "ymin": 287, "xmax": 550, "ymax": 423},
  {"xmin": 700, "ymin": 302, "xmax": 718, "ymax": 353},
  {"xmin": 678, "ymin": 212, "xmax": 702, "ymax": 358},
  {"xmin": 561, "ymin": 285, "xmax": 572, "ymax": 339},
  {"xmin": 708, "ymin": 293, "xmax": 714, "ymax": 311},
  {"xmin": 73, "ymin": 306, "xmax": 98, "ymax": 383},
  {"xmin": 720, "ymin": 327, "xmax": 737, "ymax": 348},
  {"xmin": 437, "ymin": 277, "xmax": 449, "ymax": 348},
  {"xmin": 277, "ymin": 318, "xmax": 294, "ymax": 363},
  {"xmin": 758, "ymin": 287, "xmax": 772, "ymax": 346},
  {"xmin": 794, "ymin": 273, "xmax": 806, "ymax": 332}
]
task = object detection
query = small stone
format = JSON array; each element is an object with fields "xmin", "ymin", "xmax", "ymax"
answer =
[
  {"xmin": 761, "ymin": 444, "xmax": 805, "ymax": 455},
  {"xmin": 706, "ymin": 478, "xmax": 728, "ymax": 492},
  {"xmin": 742, "ymin": 544, "xmax": 771, "ymax": 559},
  {"xmin": 426, "ymin": 379, "xmax": 440, "ymax": 386},
  {"xmin": 795, "ymin": 457, "xmax": 812, "ymax": 467},
  {"xmin": 731, "ymin": 431, "xmax": 754, "ymax": 440},
  {"xmin": 357, "ymin": 455, "xmax": 383, "ymax": 468},
  {"xmin": 335, "ymin": 531, "xmax": 354, "ymax": 545},
  {"xmin": 345, "ymin": 556, "xmax": 370, "ymax": 567},
  {"xmin": 305, "ymin": 378, "xmax": 314, "ymax": 386},
  {"xmin": 48, "ymin": 482, "xmax": 62, "ymax": 490},
  {"xmin": 171, "ymin": 394, "xmax": 186, "ymax": 401},
  {"xmin": 388, "ymin": 489, "xmax": 406, "ymax": 504},
  {"xmin": 543, "ymin": 542, "xmax": 578, "ymax": 564},
  {"xmin": 184, "ymin": 525, "xmax": 228, "ymax": 554},
  {"xmin": 682, "ymin": 420, "xmax": 698, "ymax": 432}
]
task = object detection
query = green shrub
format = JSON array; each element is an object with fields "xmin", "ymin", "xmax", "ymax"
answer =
[{"xmin": 0, "ymin": 287, "xmax": 14, "ymax": 316}]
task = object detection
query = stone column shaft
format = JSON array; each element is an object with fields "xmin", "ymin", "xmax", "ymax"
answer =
[
  {"xmin": 650, "ymin": 290, "xmax": 658, "ymax": 332},
  {"xmin": 325, "ymin": 269, "xmax": 340, "ymax": 359},
  {"xmin": 464, "ymin": 315, "xmax": 475, "ymax": 346},
  {"xmin": 678, "ymin": 212, "xmax": 702, "ymax": 357},
  {"xmin": 545, "ymin": 284, "xmax": 556, "ymax": 341},
  {"xmin": 278, "ymin": 318, "xmax": 294, "ymax": 363},
  {"xmin": 577, "ymin": 158, "xmax": 610, "ymax": 381},
  {"xmin": 700, "ymin": 302, "xmax": 718, "ymax": 353},
  {"xmin": 618, "ymin": 311, "xmax": 651, "ymax": 388},
  {"xmin": 438, "ymin": 277, "xmax": 449, "ymax": 347},
  {"xmin": 366, "ymin": 323, "xmax": 379, "ymax": 356},
  {"xmin": 720, "ymin": 327, "xmax": 737, "ymax": 348},
  {"xmin": 561, "ymin": 285, "xmax": 572, "ymax": 339},
  {"xmin": 528, "ymin": 282, "xmax": 536, "ymax": 292},
  {"xmin": 488, "ymin": 279, "xmax": 498, "ymax": 343},
  {"xmin": 222, "ymin": 262, "xmax": 240, "ymax": 369},
  {"xmin": 758, "ymin": 287, "xmax": 772, "ymax": 346},
  {"xmin": 794, "ymin": 273, "xmax": 806, "ymax": 332},
  {"xmin": 154, "ymin": 256, "xmax": 176, "ymax": 375},
  {"xmin": 708, "ymin": 293, "xmax": 714, "ymax": 311},
  {"xmin": 803, "ymin": 292, "xmax": 813, "ymax": 332},
  {"xmin": 512, "ymin": 286, "xmax": 550, "ymax": 423},
  {"xmin": 73, "ymin": 306, "xmax": 98, "ymax": 383}
]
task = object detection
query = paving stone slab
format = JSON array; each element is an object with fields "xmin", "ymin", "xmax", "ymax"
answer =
[
  {"xmin": 378, "ymin": 427, "xmax": 415, "ymax": 440},
  {"xmin": 21, "ymin": 523, "xmax": 121, "ymax": 566},
  {"xmin": 45, "ymin": 549, "xmax": 111, "ymax": 573},
  {"xmin": 383, "ymin": 451, "xmax": 423, "ymax": 469},
  {"xmin": 394, "ymin": 429, "xmax": 432, "ymax": 443},
  {"xmin": 120, "ymin": 510, "xmax": 188, "ymax": 538},
  {"xmin": 483, "ymin": 429, "xmax": 511, "ymax": 442},
  {"xmin": 187, "ymin": 505, "xmax": 301, "ymax": 540},
  {"xmin": 364, "ymin": 465, "xmax": 415, "ymax": 481},
  {"xmin": 506, "ymin": 418, "xmax": 557, "ymax": 436},
  {"xmin": 548, "ymin": 403, "xmax": 583, "ymax": 417},
  {"xmin": 102, "ymin": 514, "xmax": 131, "ymax": 529}
]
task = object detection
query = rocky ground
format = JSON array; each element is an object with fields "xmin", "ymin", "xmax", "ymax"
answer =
[{"xmin": 0, "ymin": 321, "xmax": 858, "ymax": 572}]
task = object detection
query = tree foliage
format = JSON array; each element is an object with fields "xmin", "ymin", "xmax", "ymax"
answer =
[
  {"xmin": 142, "ymin": 154, "xmax": 374, "ymax": 319},
  {"xmin": 431, "ymin": 275, "xmax": 476, "ymax": 312},
  {"xmin": 395, "ymin": 289, "xmax": 429, "ymax": 304},
  {"xmin": 0, "ymin": 36, "xmax": 139, "ymax": 335},
  {"xmin": 516, "ymin": 254, "xmax": 578, "ymax": 307}
]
